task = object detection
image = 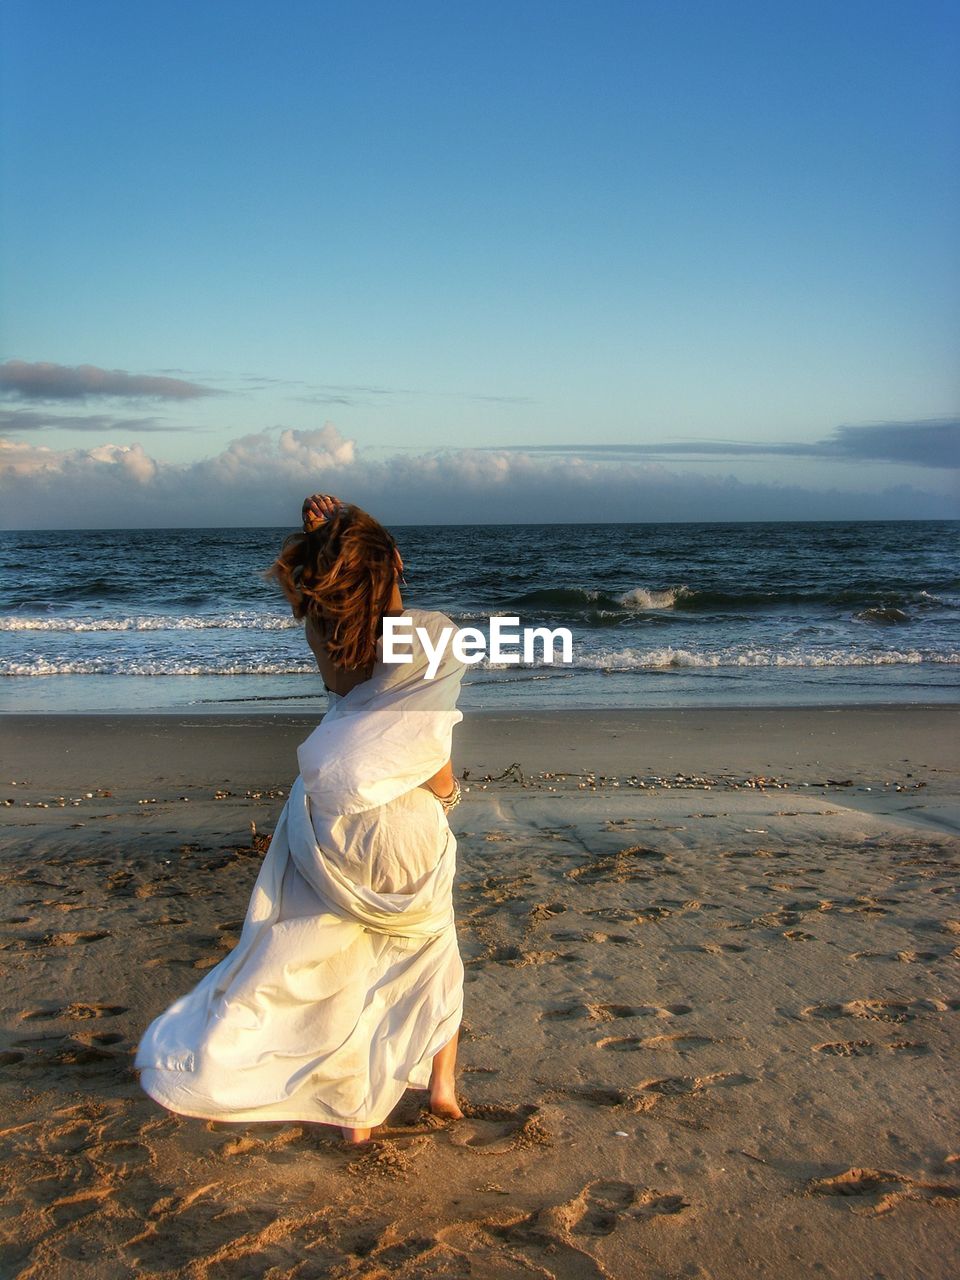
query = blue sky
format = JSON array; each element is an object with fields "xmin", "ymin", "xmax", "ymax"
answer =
[{"xmin": 0, "ymin": 0, "xmax": 957, "ymax": 526}]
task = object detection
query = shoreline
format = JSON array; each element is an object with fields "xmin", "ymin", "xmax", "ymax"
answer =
[
  {"xmin": 3, "ymin": 668, "xmax": 957, "ymax": 718},
  {"xmin": 4, "ymin": 700, "xmax": 958, "ymax": 782}
]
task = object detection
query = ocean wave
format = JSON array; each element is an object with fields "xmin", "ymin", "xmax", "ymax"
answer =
[
  {"xmin": 510, "ymin": 587, "xmax": 618, "ymax": 609},
  {"xmin": 0, "ymin": 658, "xmax": 318, "ymax": 676},
  {"xmin": 574, "ymin": 646, "xmax": 960, "ymax": 671},
  {"xmin": 853, "ymin": 607, "xmax": 911, "ymax": 625},
  {"xmin": 509, "ymin": 585, "xmax": 691, "ymax": 613},
  {"xmin": 670, "ymin": 587, "xmax": 957, "ymax": 614},
  {"xmin": 0, "ymin": 612, "xmax": 300, "ymax": 633},
  {"xmin": 617, "ymin": 586, "xmax": 688, "ymax": 609},
  {"xmin": 4, "ymin": 583, "xmax": 956, "ymax": 633},
  {"xmin": 5, "ymin": 646, "xmax": 957, "ymax": 677},
  {"xmin": 501, "ymin": 582, "xmax": 958, "ymax": 619}
]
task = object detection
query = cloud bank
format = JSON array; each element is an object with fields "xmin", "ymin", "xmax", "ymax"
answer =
[
  {"xmin": 0, "ymin": 408, "xmax": 194, "ymax": 434},
  {"xmin": 504, "ymin": 419, "xmax": 960, "ymax": 471},
  {"xmin": 0, "ymin": 424, "xmax": 955, "ymax": 529},
  {"xmin": 0, "ymin": 360, "xmax": 217, "ymax": 400}
]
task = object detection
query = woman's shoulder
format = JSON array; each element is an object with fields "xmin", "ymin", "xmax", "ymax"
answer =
[
  {"xmin": 403, "ymin": 607, "xmax": 456, "ymax": 634},
  {"xmin": 392, "ymin": 608, "xmax": 466, "ymax": 683}
]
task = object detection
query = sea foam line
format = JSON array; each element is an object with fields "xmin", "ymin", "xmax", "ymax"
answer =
[
  {"xmin": 0, "ymin": 612, "xmax": 300, "ymax": 632},
  {"xmin": 2, "ymin": 646, "xmax": 958, "ymax": 677},
  {"xmin": 575, "ymin": 646, "xmax": 960, "ymax": 670}
]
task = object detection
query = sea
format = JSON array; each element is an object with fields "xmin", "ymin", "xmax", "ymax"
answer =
[{"xmin": 1, "ymin": 520, "xmax": 958, "ymax": 715}]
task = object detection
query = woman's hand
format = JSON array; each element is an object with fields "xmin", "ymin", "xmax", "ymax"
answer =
[{"xmin": 302, "ymin": 493, "xmax": 344, "ymax": 532}]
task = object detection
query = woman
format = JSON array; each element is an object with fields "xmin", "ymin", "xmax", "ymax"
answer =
[{"xmin": 135, "ymin": 494, "xmax": 466, "ymax": 1144}]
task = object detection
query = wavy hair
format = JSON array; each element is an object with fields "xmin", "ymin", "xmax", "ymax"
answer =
[{"xmin": 267, "ymin": 504, "xmax": 400, "ymax": 671}]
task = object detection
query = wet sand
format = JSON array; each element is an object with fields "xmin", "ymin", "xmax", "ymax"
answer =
[{"xmin": 1, "ymin": 705, "xmax": 958, "ymax": 1278}]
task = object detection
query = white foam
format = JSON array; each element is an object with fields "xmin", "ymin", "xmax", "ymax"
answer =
[
  {"xmin": 574, "ymin": 646, "xmax": 959, "ymax": 671},
  {"xmin": 0, "ymin": 612, "xmax": 300, "ymax": 633},
  {"xmin": 617, "ymin": 585, "xmax": 687, "ymax": 610},
  {"xmin": 0, "ymin": 658, "xmax": 317, "ymax": 677},
  {"xmin": 1, "ymin": 642, "xmax": 957, "ymax": 678}
]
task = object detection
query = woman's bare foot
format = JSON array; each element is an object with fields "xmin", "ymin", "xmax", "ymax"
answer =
[
  {"xmin": 429, "ymin": 1028, "xmax": 464, "ymax": 1120},
  {"xmin": 428, "ymin": 1086, "xmax": 464, "ymax": 1121},
  {"xmin": 340, "ymin": 1126, "xmax": 372, "ymax": 1144}
]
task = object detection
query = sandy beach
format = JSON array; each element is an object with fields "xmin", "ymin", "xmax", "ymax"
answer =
[{"xmin": 1, "ymin": 704, "xmax": 958, "ymax": 1279}]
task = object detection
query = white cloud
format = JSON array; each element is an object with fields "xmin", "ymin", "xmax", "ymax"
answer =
[
  {"xmin": 0, "ymin": 438, "xmax": 61, "ymax": 479},
  {"xmin": 86, "ymin": 443, "xmax": 158, "ymax": 484},
  {"xmin": 0, "ymin": 424, "xmax": 955, "ymax": 529}
]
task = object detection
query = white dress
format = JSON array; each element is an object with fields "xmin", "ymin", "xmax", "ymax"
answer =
[{"xmin": 135, "ymin": 609, "xmax": 465, "ymax": 1130}]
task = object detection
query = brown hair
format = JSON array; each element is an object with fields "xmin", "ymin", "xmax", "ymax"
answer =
[{"xmin": 267, "ymin": 504, "xmax": 400, "ymax": 671}]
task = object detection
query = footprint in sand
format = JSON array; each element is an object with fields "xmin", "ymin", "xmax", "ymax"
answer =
[
  {"xmin": 597, "ymin": 1032, "xmax": 715, "ymax": 1052},
  {"xmin": 812, "ymin": 1039, "xmax": 877, "ymax": 1056},
  {"xmin": 22, "ymin": 1003, "xmax": 127, "ymax": 1021},
  {"xmin": 550, "ymin": 929, "xmax": 633, "ymax": 945},
  {"xmin": 448, "ymin": 1103, "xmax": 547, "ymax": 1153},
  {"xmin": 479, "ymin": 873, "xmax": 533, "ymax": 904},
  {"xmin": 637, "ymin": 1032, "xmax": 716, "ymax": 1050},
  {"xmin": 632, "ymin": 1187, "xmax": 691, "ymax": 1219},
  {"xmin": 566, "ymin": 847, "xmax": 668, "ymax": 885},
  {"xmin": 561, "ymin": 1085, "xmax": 634, "ymax": 1108},
  {"xmin": 850, "ymin": 948, "xmax": 947, "ymax": 963},
  {"xmin": 539, "ymin": 1003, "xmax": 587, "ymax": 1022},
  {"xmin": 596, "ymin": 1036, "xmax": 647, "ymax": 1051},
  {"xmin": 10, "ymin": 1031, "xmax": 126, "ymax": 1070},
  {"xmin": 86, "ymin": 1139, "xmax": 155, "ymax": 1176},
  {"xmin": 922, "ymin": 997, "xmax": 960, "ymax": 1012},
  {"xmin": 883, "ymin": 1040, "xmax": 931, "ymax": 1054},
  {"xmin": 806, "ymin": 1166, "xmax": 960, "ymax": 1214},
  {"xmin": 74, "ymin": 1031, "xmax": 124, "ymax": 1047},
  {"xmin": 801, "ymin": 998, "xmax": 915, "ymax": 1024},
  {"xmin": 49, "ymin": 1189, "xmax": 113, "ymax": 1230},
  {"xmin": 620, "ymin": 1073, "xmax": 754, "ymax": 1111},
  {"xmin": 636, "ymin": 905, "xmax": 675, "ymax": 920},
  {"xmin": 125, "ymin": 1191, "xmax": 277, "ymax": 1273},
  {"xmin": 637, "ymin": 1075, "xmax": 701, "ymax": 1097},
  {"xmin": 53, "ymin": 1041, "xmax": 125, "ymax": 1067},
  {"xmin": 482, "ymin": 1184, "xmax": 688, "ymax": 1278},
  {"xmin": 752, "ymin": 910, "xmax": 805, "ymax": 929},
  {"xmin": 39, "ymin": 930, "xmax": 111, "ymax": 948},
  {"xmin": 529, "ymin": 902, "xmax": 567, "ymax": 922},
  {"xmin": 568, "ymin": 1180, "xmax": 636, "ymax": 1235},
  {"xmin": 584, "ymin": 907, "xmax": 638, "ymax": 924},
  {"xmin": 811, "ymin": 1038, "xmax": 929, "ymax": 1057},
  {"xmin": 482, "ymin": 944, "xmax": 578, "ymax": 967},
  {"xmin": 542, "ymin": 1002, "xmax": 692, "ymax": 1025},
  {"xmin": 549, "ymin": 1180, "xmax": 689, "ymax": 1237},
  {"xmin": 587, "ymin": 1003, "xmax": 649, "ymax": 1021},
  {"xmin": 215, "ymin": 1126, "xmax": 309, "ymax": 1165}
]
